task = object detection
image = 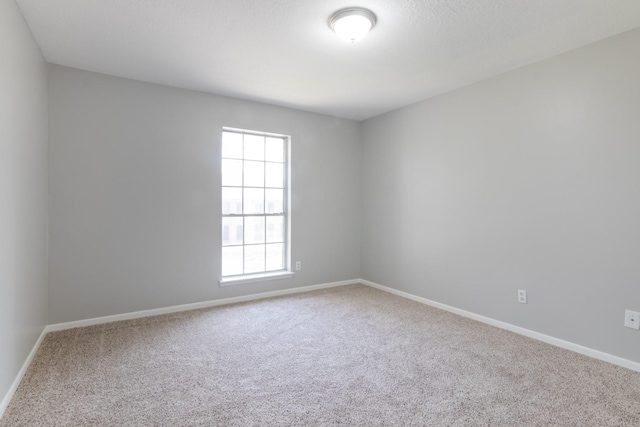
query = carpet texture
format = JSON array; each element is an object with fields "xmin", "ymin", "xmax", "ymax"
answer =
[{"xmin": 2, "ymin": 284, "xmax": 639, "ymax": 426}]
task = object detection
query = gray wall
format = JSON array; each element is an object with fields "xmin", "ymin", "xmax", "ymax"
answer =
[
  {"xmin": 0, "ymin": 0, "xmax": 49, "ymax": 407},
  {"xmin": 48, "ymin": 65, "xmax": 362, "ymax": 324},
  {"xmin": 362, "ymin": 28, "xmax": 640, "ymax": 363}
]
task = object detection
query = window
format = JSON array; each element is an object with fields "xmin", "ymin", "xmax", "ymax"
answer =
[{"xmin": 220, "ymin": 128, "xmax": 292, "ymax": 285}]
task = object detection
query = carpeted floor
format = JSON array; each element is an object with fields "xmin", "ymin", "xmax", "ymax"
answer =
[{"xmin": 2, "ymin": 283, "xmax": 639, "ymax": 426}]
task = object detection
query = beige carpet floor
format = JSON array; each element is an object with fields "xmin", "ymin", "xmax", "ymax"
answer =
[{"xmin": 2, "ymin": 283, "xmax": 639, "ymax": 426}]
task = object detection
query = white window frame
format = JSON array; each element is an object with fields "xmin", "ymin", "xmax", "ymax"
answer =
[{"xmin": 219, "ymin": 127, "xmax": 293, "ymax": 286}]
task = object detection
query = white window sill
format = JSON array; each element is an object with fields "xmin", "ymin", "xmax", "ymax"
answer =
[{"xmin": 219, "ymin": 271, "xmax": 294, "ymax": 287}]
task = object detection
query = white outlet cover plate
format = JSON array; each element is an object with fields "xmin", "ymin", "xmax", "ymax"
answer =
[
  {"xmin": 517, "ymin": 290, "xmax": 527, "ymax": 304},
  {"xmin": 624, "ymin": 310, "xmax": 640, "ymax": 330}
]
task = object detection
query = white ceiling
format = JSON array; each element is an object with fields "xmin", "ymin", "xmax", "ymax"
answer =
[{"xmin": 15, "ymin": 0, "xmax": 640, "ymax": 120}]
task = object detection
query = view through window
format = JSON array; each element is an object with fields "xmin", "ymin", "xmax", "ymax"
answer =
[{"xmin": 221, "ymin": 129, "xmax": 289, "ymax": 278}]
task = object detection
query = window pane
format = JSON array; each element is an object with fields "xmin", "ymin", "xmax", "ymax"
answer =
[
  {"xmin": 222, "ymin": 187, "xmax": 242, "ymax": 214},
  {"xmin": 244, "ymin": 188, "xmax": 264, "ymax": 214},
  {"xmin": 222, "ymin": 159, "xmax": 242, "ymax": 186},
  {"xmin": 266, "ymin": 215, "xmax": 284, "ymax": 243},
  {"xmin": 244, "ymin": 160, "xmax": 264, "ymax": 187},
  {"xmin": 265, "ymin": 137, "xmax": 284, "ymax": 162},
  {"xmin": 265, "ymin": 189, "xmax": 284, "ymax": 214},
  {"xmin": 222, "ymin": 246, "xmax": 243, "ymax": 276},
  {"xmin": 222, "ymin": 132, "xmax": 243, "ymax": 159},
  {"xmin": 245, "ymin": 244, "xmax": 265, "ymax": 273},
  {"xmin": 245, "ymin": 216, "xmax": 265, "ymax": 244},
  {"xmin": 244, "ymin": 134, "xmax": 264, "ymax": 161},
  {"xmin": 222, "ymin": 217, "xmax": 243, "ymax": 246},
  {"xmin": 266, "ymin": 243, "xmax": 284, "ymax": 271},
  {"xmin": 265, "ymin": 163, "xmax": 283, "ymax": 188}
]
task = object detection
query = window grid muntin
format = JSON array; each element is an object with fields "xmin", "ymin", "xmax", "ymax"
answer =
[{"xmin": 221, "ymin": 129, "xmax": 288, "ymax": 278}]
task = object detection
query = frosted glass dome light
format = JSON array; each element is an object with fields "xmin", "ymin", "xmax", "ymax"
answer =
[{"xmin": 329, "ymin": 8, "xmax": 377, "ymax": 43}]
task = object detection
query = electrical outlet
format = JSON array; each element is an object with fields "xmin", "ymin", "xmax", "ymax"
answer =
[
  {"xmin": 624, "ymin": 310, "xmax": 640, "ymax": 330},
  {"xmin": 295, "ymin": 261, "xmax": 302, "ymax": 271},
  {"xmin": 517, "ymin": 290, "xmax": 527, "ymax": 304}
]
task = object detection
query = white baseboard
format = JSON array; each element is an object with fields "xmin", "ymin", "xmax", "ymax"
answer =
[
  {"xmin": 46, "ymin": 279, "xmax": 358, "ymax": 332},
  {"xmin": 0, "ymin": 328, "xmax": 47, "ymax": 419},
  {"xmin": 361, "ymin": 279, "xmax": 640, "ymax": 372}
]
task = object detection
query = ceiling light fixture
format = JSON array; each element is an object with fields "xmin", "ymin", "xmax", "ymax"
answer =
[{"xmin": 329, "ymin": 7, "xmax": 377, "ymax": 43}]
